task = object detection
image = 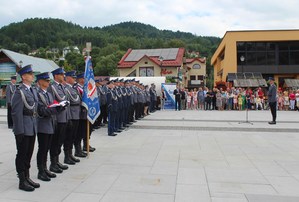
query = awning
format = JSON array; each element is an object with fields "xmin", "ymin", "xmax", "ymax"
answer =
[
  {"xmin": 284, "ymin": 79, "xmax": 299, "ymax": 88},
  {"xmin": 233, "ymin": 79, "xmax": 267, "ymax": 87}
]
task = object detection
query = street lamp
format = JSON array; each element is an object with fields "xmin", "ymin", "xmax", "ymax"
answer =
[
  {"xmin": 240, "ymin": 55, "xmax": 245, "ymax": 74},
  {"xmin": 159, "ymin": 56, "xmax": 163, "ymax": 76}
]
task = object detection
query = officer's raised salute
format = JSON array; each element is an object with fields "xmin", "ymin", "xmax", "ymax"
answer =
[{"xmin": 11, "ymin": 65, "xmax": 40, "ymax": 191}]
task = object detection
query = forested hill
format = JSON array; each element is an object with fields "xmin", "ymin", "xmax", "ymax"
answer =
[{"xmin": 0, "ymin": 18, "xmax": 220, "ymax": 78}]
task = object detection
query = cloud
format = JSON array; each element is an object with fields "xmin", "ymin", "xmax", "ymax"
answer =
[{"xmin": 1, "ymin": 0, "xmax": 299, "ymax": 37}]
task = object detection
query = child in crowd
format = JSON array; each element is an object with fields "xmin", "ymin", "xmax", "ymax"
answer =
[
  {"xmin": 238, "ymin": 94, "xmax": 243, "ymax": 111},
  {"xmin": 278, "ymin": 92, "xmax": 284, "ymax": 111},
  {"xmin": 233, "ymin": 93, "xmax": 238, "ymax": 110}
]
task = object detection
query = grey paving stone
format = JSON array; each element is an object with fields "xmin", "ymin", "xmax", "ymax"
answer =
[
  {"xmin": 0, "ymin": 109, "xmax": 299, "ymax": 202},
  {"xmin": 246, "ymin": 194, "xmax": 299, "ymax": 202}
]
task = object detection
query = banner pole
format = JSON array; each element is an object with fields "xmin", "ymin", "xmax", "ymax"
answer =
[{"xmin": 87, "ymin": 120, "xmax": 90, "ymax": 157}]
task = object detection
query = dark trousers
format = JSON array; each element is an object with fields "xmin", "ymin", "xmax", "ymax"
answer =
[
  {"xmin": 37, "ymin": 133, "xmax": 52, "ymax": 166},
  {"xmin": 123, "ymin": 106, "xmax": 128, "ymax": 126},
  {"xmin": 128, "ymin": 104, "xmax": 134, "ymax": 122},
  {"xmin": 15, "ymin": 134, "xmax": 36, "ymax": 174},
  {"xmin": 175, "ymin": 98, "xmax": 181, "ymax": 110},
  {"xmin": 76, "ymin": 119, "xmax": 91, "ymax": 146},
  {"xmin": 108, "ymin": 111, "xmax": 116, "ymax": 135},
  {"xmin": 7, "ymin": 104, "xmax": 13, "ymax": 128},
  {"xmin": 269, "ymin": 102, "xmax": 277, "ymax": 122},
  {"xmin": 75, "ymin": 119, "xmax": 86, "ymax": 145},
  {"xmin": 64, "ymin": 120, "xmax": 79, "ymax": 151},
  {"xmin": 99, "ymin": 104, "xmax": 108, "ymax": 124},
  {"xmin": 50, "ymin": 123, "xmax": 67, "ymax": 157},
  {"xmin": 205, "ymin": 101, "xmax": 211, "ymax": 110}
]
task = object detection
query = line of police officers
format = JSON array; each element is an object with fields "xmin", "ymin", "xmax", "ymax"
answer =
[
  {"xmin": 8, "ymin": 65, "xmax": 156, "ymax": 192},
  {"xmin": 100, "ymin": 78, "xmax": 156, "ymax": 136}
]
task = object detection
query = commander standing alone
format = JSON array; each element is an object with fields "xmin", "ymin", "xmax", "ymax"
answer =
[{"xmin": 267, "ymin": 77, "xmax": 277, "ymax": 124}]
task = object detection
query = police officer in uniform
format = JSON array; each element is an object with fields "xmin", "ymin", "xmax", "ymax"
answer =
[
  {"xmin": 106, "ymin": 80, "xmax": 117, "ymax": 136},
  {"xmin": 64, "ymin": 71, "xmax": 81, "ymax": 164},
  {"xmin": 74, "ymin": 73, "xmax": 96, "ymax": 154},
  {"xmin": 97, "ymin": 78, "xmax": 108, "ymax": 127},
  {"xmin": 12, "ymin": 65, "xmax": 40, "ymax": 191},
  {"xmin": 6, "ymin": 75, "xmax": 17, "ymax": 129},
  {"xmin": 35, "ymin": 72, "xmax": 58, "ymax": 181},
  {"xmin": 267, "ymin": 77, "xmax": 277, "ymax": 124},
  {"xmin": 48, "ymin": 67, "xmax": 69, "ymax": 173}
]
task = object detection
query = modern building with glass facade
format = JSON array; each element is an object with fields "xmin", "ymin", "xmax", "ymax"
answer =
[{"xmin": 211, "ymin": 30, "xmax": 299, "ymax": 88}]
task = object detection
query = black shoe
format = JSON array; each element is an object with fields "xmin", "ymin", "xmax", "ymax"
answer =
[
  {"xmin": 57, "ymin": 161, "xmax": 68, "ymax": 170},
  {"xmin": 83, "ymin": 146, "xmax": 96, "ymax": 152},
  {"xmin": 44, "ymin": 168, "xmax": 56, "ymax": 178},
  {"xmin": 19, "ymin": 181, "xmax": 35, "ymax": 191},
  {"xmin": 38, "ymin": 171, "xmax": 51, "ymax": 181},
  {"xmin": 64, "ymin": 157, "xmax": 76, "ymax": 165},
  {"xmin": 26, "ymin": 178, "xmax": 40, "ymax": 188},
  {"xmin": 116, "ymin": 130, "xmax": 122, "ymax": 133},
  {"xmin": 268, "ymin": 121, "xmax": 276, "ymax": 124},
  {"xmin": 75, "ymin": 152, "xmax": 87, "ymax": 158},
  {"xmin": 100, "ymin": 123, "xmax": 105, "ymax": 126},
  {"xmin": 49, "ymin": 164, "xmax": 63, "ymax": 173},
  {"xmin": 93, "ymin": 125, "xmax": 100, "ymax": 129},
  {"xmin": 108, "ymin": 133, "xmax": 117, "ymax": 136},
  {"xmin": 25, "ymin": 171, "xmax": 40, "ymax": 188},
  {"xmin": 70, "ymin": 154, "xmax": 80, "ymax": 163},
  {"xmin": 18, "ymin": 173, "xmax": 35, "ymax": 192}
]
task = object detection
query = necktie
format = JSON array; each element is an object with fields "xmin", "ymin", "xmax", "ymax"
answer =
[
  {"xmin": 30, "ymin": 87, "xmax": 37, "ymax": 101},
  {"xmin": 44, "ymin": 92, "xmax": 50, "ymax": 104}
]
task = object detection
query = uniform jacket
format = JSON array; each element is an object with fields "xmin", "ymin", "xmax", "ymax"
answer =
[
  {"xmin": 48, "ymin": 81, "xmax": 68, "ymax": 123},
  {"xmin": 107, "ymin": 88, "xmax": 118, "ymax": 112},
  {"xmin": 65, "ymin": 83, "xmax": 81, "ymax": 120},
  {"xmin": 267, "ymin": 84, "xmax": 277, "ymax": 103},
  {"xmin": 6, "ymin": 82, "xmax": 16, "ymax": 104},
  {"xmin": 98, "ymin": 85, "xmax": 107, "ymax": 105},
  {"xmin": 73, "ymin": 83, "xmax": 87, "ymax": 120},
  {"xmin": 37, "ymin": 87, "xmax": 57, "ymax": 134},
  {"xmin": 11, "ymin": 84, "xmax": 38, "ymax": 136}
]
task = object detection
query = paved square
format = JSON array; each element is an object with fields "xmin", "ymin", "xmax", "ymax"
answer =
[{"xmin": 0, "ymin": 109, "xmax": 299, "ymax": 202}]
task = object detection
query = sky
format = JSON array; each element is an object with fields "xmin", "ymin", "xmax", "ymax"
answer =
[{"xmin": 1, "ymin": 0, "xmax": 299, "ymax": 37}]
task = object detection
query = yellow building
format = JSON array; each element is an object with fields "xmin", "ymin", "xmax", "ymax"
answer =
[
  {"xmin": 118, "ymin": 48, "xmax": 206, "ymax": 89},
  {"xmin": 211, "ymin": 30, "xmax": 299, "ymax": 88}
]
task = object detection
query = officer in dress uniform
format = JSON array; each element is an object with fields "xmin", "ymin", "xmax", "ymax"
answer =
[
  {"xmin": 106, "ymin": 80, "xmax": 117, "ymax": 136},
  {"xmin": 74, "ymin": 73, "xmax": 96, "ymax": 154},
  {"xmin": 125, "ymin": 80, "xmax": 134, "ymax": 125},
  {"xmin": 97, "ymin": 78, "xmax": 108, "ymax": 126},
  {"xmin": 35, "ymin": 72, "xmax": 58, "ymax": 181},
  {"xmin": 48, "ymin": 67, "xmax": 69, "ymax": 173},
  {"xmin": 11, "ymin": 65, "xmax": 40, "ymax": 191},
  {"xmin": 6, "ymin": 75, "xmax": 17, "ymax": 129},
  {"xmin": 64, "ymin": 71, "xmax": 81, "ymax": 164}
]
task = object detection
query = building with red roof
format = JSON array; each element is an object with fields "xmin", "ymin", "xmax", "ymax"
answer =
[{"xmin": 117, "ymin": 48, "xmax": 206, "ymax": 88}]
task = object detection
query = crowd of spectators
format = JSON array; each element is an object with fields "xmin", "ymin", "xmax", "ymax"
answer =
[{"xmin": 173, "ymin": 86, "xmax": 299, "ymax": 111}]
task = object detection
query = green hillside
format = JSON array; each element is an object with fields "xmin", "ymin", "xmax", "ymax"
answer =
[{"xmin": 0, "ymin": 18, "xmax": 220, "ymax": 82}]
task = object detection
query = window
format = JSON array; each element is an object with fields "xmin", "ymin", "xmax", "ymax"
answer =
[
  {"xmin": 190, "ymin": 75, "xmax": 196, "ymax": 80},
  {"xmin": 237, "ymin": 41, "xmax": 299, "ymax": 66},
  {"xmin": 139, "ymin": 67, "xmax": 154, "ymax": 77},
  {"xmin": 193, "ymin": 64, "xmax": 201, "ymax": 69},
  {"xmin": 279, "ymin": 51, "xmax": 289, "ymax": 65}
]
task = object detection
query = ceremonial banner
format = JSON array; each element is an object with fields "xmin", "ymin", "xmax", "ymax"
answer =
[
  {"xmin": 82, "ymin": 56, "xmax": 100, "ymax": 124},
  {"xmin": 161, "ymin": 83, "xmax": 176, "ymax": 109}
]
